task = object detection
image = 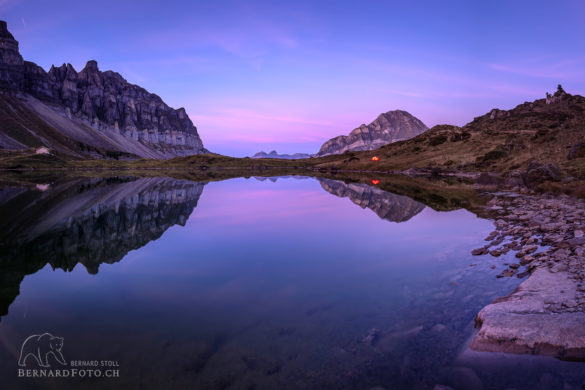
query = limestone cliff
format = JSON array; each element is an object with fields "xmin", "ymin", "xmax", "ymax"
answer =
[
  {"xmin": 0, "ymin": 20, "xmax": 206, "ymax": 158},
  {"xmin": 317, "ymin": 110, "xmax": 428, "ymax": 156}
]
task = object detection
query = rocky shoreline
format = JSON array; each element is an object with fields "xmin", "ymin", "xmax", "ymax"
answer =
[{"xmin": 469, "ymin": 191, "xmax": 585, "ymax": 359}]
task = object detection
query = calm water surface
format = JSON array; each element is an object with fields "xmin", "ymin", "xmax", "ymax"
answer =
[{"xmin": 0, "ymin": 176, "xmax": 584, "ymax": 389}]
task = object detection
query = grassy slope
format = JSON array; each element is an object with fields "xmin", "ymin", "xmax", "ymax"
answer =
[
  {"xmin": 0, "ymin": 93, "xmax": 70, "ymax": 150},
  {"xmin": 0, "ymin": 93, "xmax": 144, "ymax": 159},
  {"xmin": 312, "ymin": 93, "xmax": 585, "ymax": 179}
]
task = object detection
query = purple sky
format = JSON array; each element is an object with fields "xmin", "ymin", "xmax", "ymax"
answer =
[{"xmin": 2, "ymin": 0, "xmax": 585, "ymax": 156}]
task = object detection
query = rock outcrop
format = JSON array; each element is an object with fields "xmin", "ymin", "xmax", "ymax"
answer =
[
  {"xmin": 317, "ymin": 110, "xmax": 428, "ymax": 156},
  {"xmin": 463, "ymin": 87, "xmax": 583, "ymax": 136},
  {"xmin": 318, "ymin": 178, "xmax": 425, "ymax": 222},
  {"xmin": 0, "ymin": 20, "xmax": 206, "ymax": 158},
  {"xmin": 470, "ymin": 192, "xmax": 585, "ymax": 359},
  {"xmin": 252, "ymin": 150, "xmax": 312, "ymax": 159},
  {"xmin": 521, "ymin": 161, "xmax": 562, "ymax": 187},
  {"xmin": 471, "ymin": 268, "xmax": 585, "ymax": 359}
]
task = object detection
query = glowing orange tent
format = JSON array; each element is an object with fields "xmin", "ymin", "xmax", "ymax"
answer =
[{"xmin": 370, "ymin": 156, "xmax": 380, "ymax": 161}]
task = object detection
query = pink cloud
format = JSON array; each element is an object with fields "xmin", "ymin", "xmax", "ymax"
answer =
[
  {"xmin": 219, "ymin": 108, "xmax": 334, "ymax": 127},
  {"xmin": 190, "ymin": 106, "xmax": 343, "ymax": 146}
]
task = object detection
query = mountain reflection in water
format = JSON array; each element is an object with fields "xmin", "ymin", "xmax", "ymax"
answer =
[
  {"xmin": 0, "ymin": 177, "xmax": 204, "ymax": 319},
  {"xmin": 0, "ymin": 176, "xmax": 428, "ymax": 322},
  {"xmin": 318, "ymin": 178, "xmax": 426, "ymax": 222}
]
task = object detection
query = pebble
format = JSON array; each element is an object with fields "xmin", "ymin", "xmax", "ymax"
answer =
[
  {"xmin": 472, "ymin": 247, "xmax": 489, "ymax": 256},
  {"xmin": 520, "ymin": 255, "xmax": 534, "ymax": 265}
]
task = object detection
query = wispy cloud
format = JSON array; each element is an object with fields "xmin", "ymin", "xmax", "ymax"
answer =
[
  {"xmin": 487, "ymin": 59, "xmax": 585, "ymax": 80},
  {"xmin": 141, "ymin": 19, "xmax": 300, "ymax": 67}
]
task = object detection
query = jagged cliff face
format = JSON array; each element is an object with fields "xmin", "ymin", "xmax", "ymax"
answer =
[
  {"xmin": 0, "ymin": 20, "xmax": 206, "ymax": 158},
  {"xmin": 318, "ymin": 178, "xmax": 425, "ymax": 222},
  {"xmin": 317, "ymin": 110, "xmax": 428, "ymax": 156},
  {"xmin": 0, "ymin": 177, "xmax": 205, "ymax": 319},
  {"xmin": 0, "ymin": 21, "xmax": 24, "ymax": 90},
  {"xmin": 28, "ymin": 60, "xmax": 205, "ymax": 151}
]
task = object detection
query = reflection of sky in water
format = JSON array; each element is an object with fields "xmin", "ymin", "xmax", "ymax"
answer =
[{"xmin": 1, "ymin": 177, "xmax": 584, "ymax": 389}]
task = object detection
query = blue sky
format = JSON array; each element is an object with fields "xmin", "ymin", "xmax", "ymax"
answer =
[{"xmin": 2, "ymin": 0, "xmax": 584, "ymax": 156}]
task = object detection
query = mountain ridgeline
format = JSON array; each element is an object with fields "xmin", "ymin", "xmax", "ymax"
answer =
[
  {"xmin": 0, "ymin": 20, "xmax": 206, "ymax": 159},
  {"xmin": 252, "ymin": 150, "xmax": 312, "ymax": 159},
  {"xmin": 317, "ymin": 110, "xmax": 428, "ymax": 156}
]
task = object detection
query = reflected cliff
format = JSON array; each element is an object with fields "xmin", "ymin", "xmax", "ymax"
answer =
[
  {"xmin": 0, "ymin": 175, "xmax": 431, "ymax": 322},
  {"xmin": 0, "ymin": 177, "xmax": 205, "ymax": 319},
  {"xmin": 318, "ymin": 178, "xmax": 426, "ymax": 222},
  {"xmin": 254, "ymin": 176, "xmax": 310, "ymax": 182}
]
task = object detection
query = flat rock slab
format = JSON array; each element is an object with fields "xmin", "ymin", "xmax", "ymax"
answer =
[{"xmin": 470, "ymin": 268, "xmax": 585, "ymax": 359}]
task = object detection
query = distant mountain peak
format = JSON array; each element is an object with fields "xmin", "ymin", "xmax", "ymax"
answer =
[
  {"xmin": 252, "ymin": 150, "xmax": 312, "ymax": 159},
  {"xmin": 317, "ymin": 110, "xmax": 428, "ymax": 156}
]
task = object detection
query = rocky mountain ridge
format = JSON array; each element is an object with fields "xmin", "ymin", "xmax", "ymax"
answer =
[
  {"xmin": 0, "ymin": 20, "xmax": 206, "ymax": 158},
  {"xmin": 317, "ymin": 110, "xmax": 428, "ymax": 156}
]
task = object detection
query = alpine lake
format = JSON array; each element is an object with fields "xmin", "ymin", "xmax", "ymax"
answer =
[{"xmin": 1, "ymin": 175, "xmax": 585, "ymax": 390}]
